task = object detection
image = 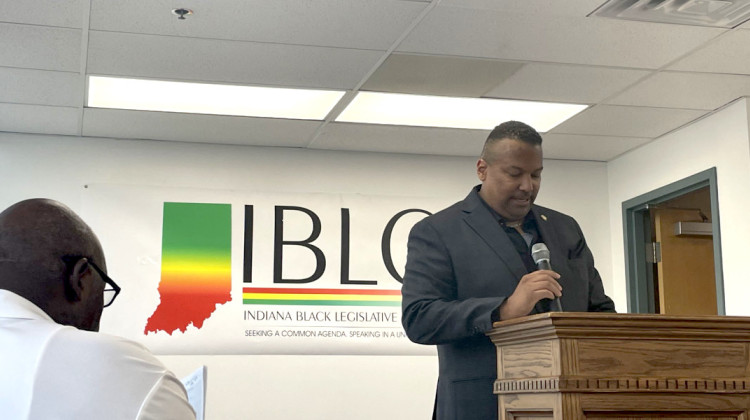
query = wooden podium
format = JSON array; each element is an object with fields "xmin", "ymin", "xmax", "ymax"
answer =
[{"xmin": 487, "ymin": 313, "xmax": 750, "ymax": 419}]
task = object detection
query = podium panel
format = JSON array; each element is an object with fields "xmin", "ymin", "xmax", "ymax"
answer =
[{"xmin": 487, "ymin": 313, "xmax": 750, "ymax": 420}]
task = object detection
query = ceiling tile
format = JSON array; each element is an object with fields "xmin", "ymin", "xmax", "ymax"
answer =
[
  {"xmin": 438, "ymin": 0, "xmax": 605, "ymax": 16},
  {"xmin": 362, "ymin": 54, "xmax": 523, "ymax": 97},
  {"xmin": 0, "ymin": 24, "xmax": 81, "ymax": 72},
  {"xmin": 398, "ymin": 7, "xmax": 725, "ymax": 69},
  {"xmin": 1, "ymin": 0, "xmax": 745, "ymax": 162},
  {"xmin": 86, "ymin": 31, "xmax": 384, "ymax": 89},
  {"xmin": 607, "ymin": 71, "xmax": 750, "ymax": 110},
  {"xmin": 668, "ymin": 30, "xmax": 750, "ymax": 74},
  {"xmin": 82, "ymin": 108, "xmax": 322, "ymax": 147},
  {"xmin": 310, "ymin": 122, "xmax": 487, "ymax": 156},
  {"xmin": 550, "ymin": 105, "xmax": 707, "ymax": 138},
  {"xmin": 542, "ymin": 133, "xmax": 652, "ymax": 161},
  {"xmin": 0, "ymin": 103, "xmax": 79, "ymax": 136},
  {"xmin": 89, "ymin": 0, "xmax": 427, "ymax": 50},
  {"xmin": 485, "ymin": 63, "xmax": 651, "ymax": 103},
  {"xmin": 0, "ymin": 0, "xmax": 83, "ymax": 28},
  {"xmin": 0, "ymin": 67, "xmax": 82, "ymax": 107}
]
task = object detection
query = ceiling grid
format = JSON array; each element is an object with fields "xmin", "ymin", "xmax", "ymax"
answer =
[{"xmin": 1, "ymin": 0, "xmax": 749, "ymax": 161}]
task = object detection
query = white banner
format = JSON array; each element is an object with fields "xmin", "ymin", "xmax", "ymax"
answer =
[{"xmin": 82, "ymin": 184, "xmax": 451, "ymax": 355}]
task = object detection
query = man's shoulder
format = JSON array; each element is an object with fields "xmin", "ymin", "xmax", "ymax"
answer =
[
  {"xmin": 431, "ymin": 199, "xmax": 466, "ymax": 218},
  {"xmin": 415, "ymin": 199, "xmax": 466, "ymax": 228},
  {"xmin": 412, "ymin": 187, "xmax": 494, "ymax": 235},
  {"xmin": 48, "ymin": 327, "xmax": 163, "ymax": 368},
  {"xmin": 32, "ymin": 326, "xmax": 193, "ymax": 419},
  {"xmin": 421, "ymin": 187, "xmax": 481, "ymax": 221}
]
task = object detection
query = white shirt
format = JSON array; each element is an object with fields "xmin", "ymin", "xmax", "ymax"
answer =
[{"xmin": 0, "ymin": 290, "xmax": 196, "ymax": 420}]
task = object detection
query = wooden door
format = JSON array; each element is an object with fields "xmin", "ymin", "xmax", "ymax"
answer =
[{"xmin": 653, "ymin": 208, "xmax": 716, "ymax": 315}]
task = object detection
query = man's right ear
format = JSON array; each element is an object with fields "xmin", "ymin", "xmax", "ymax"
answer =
[
  {"xmin": 63, "ymin": 258, "xmax": 89, "ymax": 303},
  {"xmin": 476, "ymin": 158, "xmax": 488, "ymax": 181}
]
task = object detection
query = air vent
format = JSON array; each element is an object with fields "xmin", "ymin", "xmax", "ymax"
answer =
[{"xmin": 592, "ymin": 0, "xmax": 750, "ymax": 28}]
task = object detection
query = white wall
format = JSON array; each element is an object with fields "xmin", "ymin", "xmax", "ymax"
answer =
[
  {"xmin": 607, "ymin": 99, "xmax": 750, "ymax": 314},
  {"xmin": 0, "ymin": 131, "xmax": 611, "ymax": 419}
]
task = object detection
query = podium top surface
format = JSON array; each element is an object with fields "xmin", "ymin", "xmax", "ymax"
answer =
[{"xmin": 488, "ymin": 312, "xmax": 750, "ymax": 344}]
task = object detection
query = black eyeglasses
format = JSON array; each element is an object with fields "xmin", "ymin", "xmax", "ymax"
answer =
[{"xmin": 61, "ymin": 256, "xmax": 121, "ymax": 308}]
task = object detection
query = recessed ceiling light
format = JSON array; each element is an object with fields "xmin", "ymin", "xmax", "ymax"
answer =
[
  {"xmin": 87, "ymin": 76, "xmax": 346, "ymax": 120},
  {"xmin": 592, "ymin": 0, "xmax": 750, "ymax": 28},
  {"xmin": 335, "ymin": 92, "xmax": 587, "ymax": 132}
]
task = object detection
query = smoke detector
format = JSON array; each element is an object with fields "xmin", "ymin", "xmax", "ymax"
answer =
[
  {"xmin": 172, "ymin": 8, "xmax": 193, "ymax": 20},
  {"xmin": 592, "ymin": 0, "xmax": 750, "ymax": 28}
]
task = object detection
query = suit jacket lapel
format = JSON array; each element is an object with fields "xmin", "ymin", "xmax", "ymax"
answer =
[
  {"xmin": 531, "ymin": 206, "xmax": 564, "ymax": 313},
  {"xmin": 461, "ymin": 189, "xmax": 528, "ymax": 282},
  {"xmin": 531, "ymin": 206, "xmax": 563, "ymax": 267}
]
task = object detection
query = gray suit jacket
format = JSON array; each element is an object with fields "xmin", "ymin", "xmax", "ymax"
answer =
[{"xmin": 401, "ymin": 186, "xmax": 615, "ymax": 420}]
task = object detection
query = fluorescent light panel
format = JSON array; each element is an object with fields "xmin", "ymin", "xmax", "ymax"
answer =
[
  {"xmin": 87, "ymin": 76, "xmax": 346, "ymax": 120},
  {"xmin": 88, "ymin": 76, "xmax": 586, "ymax": 131},
  {"xmin": 335, "ymin": 92, "xmax": 587, "ymax": 132}
]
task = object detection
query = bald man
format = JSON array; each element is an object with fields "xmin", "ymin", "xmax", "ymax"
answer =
[{"xmin": 0, "ymin": 199, "xmax": 196, "ymax": 420}]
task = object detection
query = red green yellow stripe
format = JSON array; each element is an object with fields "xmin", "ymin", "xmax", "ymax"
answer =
[
  {"xmin": 243, "ymin": 287, "xmax": 401, "ymax": 307},
  {"xmin": 145, "ymin": 203, "xmax": 232, "ymax": 334}
]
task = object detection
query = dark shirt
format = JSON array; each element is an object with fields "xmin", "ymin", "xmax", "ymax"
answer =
[
  {"xmin": 476, "ymin": 192, "xmax": 541, "ymax": 273},
  {"xmin": 476, "ymin": 191, "xmax": 555, "ymax": 319}
]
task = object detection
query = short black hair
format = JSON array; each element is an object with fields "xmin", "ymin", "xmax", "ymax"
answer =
[{"xmin": 480, "ymin": 121, "xmax": 542, "ymax": 162}]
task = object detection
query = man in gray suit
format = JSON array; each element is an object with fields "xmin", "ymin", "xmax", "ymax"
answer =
[{"xmin": 401, "ymin": 121, "xmax": 615, "ymax": 420}]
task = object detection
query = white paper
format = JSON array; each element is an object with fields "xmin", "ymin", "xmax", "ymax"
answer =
[{"xmin": 181, "ymin": 365, "xmax": 207, "ymax": 420}]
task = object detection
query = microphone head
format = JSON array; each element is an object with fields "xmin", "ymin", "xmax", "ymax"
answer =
[{"xmin": 531, "ymin": 242, "xmax": 550, "ymax": 264}]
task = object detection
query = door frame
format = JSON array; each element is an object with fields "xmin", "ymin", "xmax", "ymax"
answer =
[{"xmin": 622, "ymin": 167, "xmax": 724, "ymax": 314}]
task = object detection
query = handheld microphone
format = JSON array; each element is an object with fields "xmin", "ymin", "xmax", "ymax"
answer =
[{"xmin": 530, "ymin": 243, "xmax": 563, "ymax": 312}]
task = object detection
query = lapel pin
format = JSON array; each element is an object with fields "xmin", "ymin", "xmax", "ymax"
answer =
[{"xmin": 541, "ymin": 214, "xmax": 548, "ymax": 221}]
